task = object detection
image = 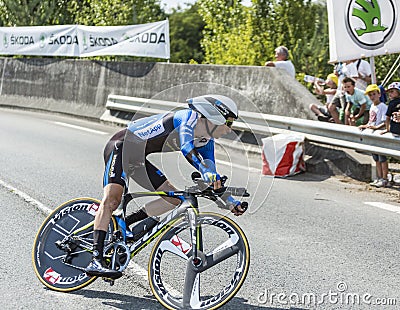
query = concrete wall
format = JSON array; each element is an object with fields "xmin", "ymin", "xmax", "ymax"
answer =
[{"xmin": 0, "ymin": 57, "xmax": 319, "ymax": 119}]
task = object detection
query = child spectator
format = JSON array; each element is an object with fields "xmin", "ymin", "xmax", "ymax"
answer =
[
  {"xmin": 381, "ymin": 82, "xmax": 400, "ymax": 137},
  {"xmin": 309, "ymin": 73, "xmax": 338, "ymax": 122},
  {"xmin": 342, "ymin": 77, "xmax": 372, "ymax": 126},
  {"xmin": 327, "ymin": 63, "xmax": 346, "ymax": 124},
  {"xmin": 359, "ymin": 84, "xmax": 388, "ymax": 187}
]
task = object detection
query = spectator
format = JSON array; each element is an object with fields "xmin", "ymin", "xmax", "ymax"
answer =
[
  {"xmin": 265, "ymin": 46, "xmax": 295, "ymax": 78},
  {"xmin": 309, "ymin": 73, "xmax": 338, "ymax": 122},
  {"xmin": 342, "ymin": 59, "xmax": 372, "ymax": 90},
  {"xmin": 342, "ymin": 77, "xmax": 372, "ymax": 126},
  {"xmin": 359, "ymin": 84, "xmax": 388, "ymax": 188},
  {"xmin": 323, "ymin": 63, "xmax": 346, "ymax": 124},
  {"xmin": 381, "ymin": 82, "xmax": 400, "ymax": 137}
]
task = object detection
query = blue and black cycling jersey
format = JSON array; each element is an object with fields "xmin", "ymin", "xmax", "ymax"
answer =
[{"xmin": 103, "ymin": 109, "xmax": 217, "ymax": 190}]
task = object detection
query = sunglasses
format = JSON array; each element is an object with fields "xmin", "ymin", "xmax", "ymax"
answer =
[{"xmin": 225, "ymin": 120, "xmax": 234, "ymax": 128}]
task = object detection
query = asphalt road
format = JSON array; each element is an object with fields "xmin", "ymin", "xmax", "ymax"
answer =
[{"xmin": 1, "ymin": 108, "xmax": 400, "ymax": 309}]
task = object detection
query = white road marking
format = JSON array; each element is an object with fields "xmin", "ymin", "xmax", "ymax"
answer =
[
  {"xmin": 53, "ymin": 122, "xmax": 108, "ymax": 135},
  {"xmin": 364, "ymin": 202, "xmax": 400, "ymax": 214},
  {"xmin": 0, "ymin": 179, "xmax": 52, "ymax": 215},
  {"xmin": 0, "ymin": 178, "xmax": 179, "ymax": 295}
]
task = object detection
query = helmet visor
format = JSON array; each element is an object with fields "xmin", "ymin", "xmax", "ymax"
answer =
[{"xmin": 188, "ymin": 100, "xmax": 226, "ymax": 125}]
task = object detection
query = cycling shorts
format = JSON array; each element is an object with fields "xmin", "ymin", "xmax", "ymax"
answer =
[{"xmin": 103, "ymin": 130, "xmax": 167, "ymax": 190}]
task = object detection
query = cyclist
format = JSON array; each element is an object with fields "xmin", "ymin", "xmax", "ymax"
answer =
[{"xmin": 85, "ymin": 94, "xmax": 247, "ymax": 279}]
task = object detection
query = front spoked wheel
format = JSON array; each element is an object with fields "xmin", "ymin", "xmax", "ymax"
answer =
[
  {"xmin": 148, "ymin": 212, "xmax": 250, "ymax": 309},
  {"xmin": 32, "ymin": 198, "xmax": 116, "ymax": 292}
]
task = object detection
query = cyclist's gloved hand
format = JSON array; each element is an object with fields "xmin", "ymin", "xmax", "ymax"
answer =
[
  {"xmin": 202, "ymin": 172, "xmax": 221, "ymax": 190},
  {"xmin": 225, "ymin": 195, "xmax": 248, "ymax": 216},
  {"xmin": 199, "ymin": 164, "xmax": 221, "ymax": 190}
]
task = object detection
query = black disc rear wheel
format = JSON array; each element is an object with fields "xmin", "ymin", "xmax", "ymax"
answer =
[{"xmin": 32, "ymin": 198, "xmax": 116, "ymax": 292}]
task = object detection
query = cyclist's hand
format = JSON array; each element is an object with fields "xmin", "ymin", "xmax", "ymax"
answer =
[
  {"xmin": 226, "ymin": 196, "xmax": 248, "ymax": 216},
  {"xmin": 202, "ymin": 172, "xmax": 221, "ymax": 190}
]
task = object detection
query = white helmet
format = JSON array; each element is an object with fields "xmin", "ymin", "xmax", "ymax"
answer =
[
  {"xmin": 387, "ymin": 82, "xmax": 400, "ymax": 93},
  {"xmin": 187, "ymin": 95, "xmax": 238, "ymax": 125}
]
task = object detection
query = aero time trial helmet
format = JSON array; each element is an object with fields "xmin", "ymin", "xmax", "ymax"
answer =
[{"xmin": 187, "ymin": 95, "xmax": 238, "ymax": 125}]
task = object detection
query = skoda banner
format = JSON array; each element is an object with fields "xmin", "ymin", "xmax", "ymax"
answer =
[
  {"xmin": 0, "ymin": 20, "xmax": 169, "ymax": 59},
  {"xmin": 327, "ymin": 0, "xmax": 399, "ymax": 62},
  {"xmin": 0, "ymin": 25, "xmax": 79, "ymax": 56}
]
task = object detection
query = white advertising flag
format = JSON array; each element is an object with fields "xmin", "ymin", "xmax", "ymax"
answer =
[
  {"xmin": 327, "ymin": 0, "xmax": 399, "ymax": 62},
  {"xmin": 78, "ymin": 20, "xmax": 170, "ymax": 58},
  {"xmin": 0, "ymin": 25, "xmax": 79, "ymax": 56},
  {"xmin": 0, "ymin": 20, "xmax": 170, "ymax": 59}
]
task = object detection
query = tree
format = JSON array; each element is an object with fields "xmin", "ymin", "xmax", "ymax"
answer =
[
  {"xmin": 198, "ymin": 0, "xmax": 332, "ymax": 82},
  {"xmin": 250, "ymin": 0, "xmax": 274, "ymax": 63},
  {"xmin": 252, "ymin": 0, "xmax": 331, "ymax": 75},
  {"xmin": 374, "ymin": 54, "xmax": 400, "ymax": 86},
  {"xmin": 198, "ymin": 0, "xmax": 247, "ymax": 64},
  {"xmin": 0, "ymin": 0, "xmax": 73, "ymax": 26},
  {"xmin": 168, "ymin": 4, "xmax": 205, "ymax": 63},
  {"xmin": 67, "ymin": 0, "xmax": 166, "ymax": 26},
  {"xmin": 0, "ymin": 0, "xmax": 166, "ymax": 27}
]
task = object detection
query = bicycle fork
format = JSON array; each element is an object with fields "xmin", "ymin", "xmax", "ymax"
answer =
[{"xmin": 183, "ymin": 205, "xmax": 204, "ymax": 307}]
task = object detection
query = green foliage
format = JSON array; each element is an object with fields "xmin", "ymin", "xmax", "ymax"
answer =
[
  {"xmin": 198, "ymin": 0, "xmax": 247, "ymax": 64},
  {"xmin": 0, "ymin": 0, "xmax": 166, "ymax": 26},
  {"xmin": 67, "ymin": 0, "xmax": 166, "ymax": 26},
  {"xmin": 197, "ymin": 0, "xmax": 333, "ymax": 82},
  {"xmin": 0, "ymin": 0, "xmax": 73, "ymax": 26},
  {"xmin": 219, "ymin": 11, "xmax": 260, "ymax": 65},
  {"xmin": 374, "ymin": 54, "xmax": 400, "ymax": 86},
  {"xmin": 168, "ymin": 4, "xmax": 205, "ymax": 63}
]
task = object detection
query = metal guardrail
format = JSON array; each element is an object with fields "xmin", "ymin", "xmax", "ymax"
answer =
[{"xmin": 102, "ymin": 94, "xmax": 400, "ymax": 158}]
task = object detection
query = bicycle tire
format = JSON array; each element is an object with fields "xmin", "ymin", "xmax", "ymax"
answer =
[
  {"xmin": 148, "ymin": 212, "xmax": 250, "ymax": 309},
  {"xmin": 32, "ymin": 197, "xmax": 117, "ymax": 292}
]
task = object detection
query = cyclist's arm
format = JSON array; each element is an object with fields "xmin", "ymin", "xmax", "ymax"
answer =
[
  {"xmin": 196, "ymin": 140, "xmax": 222, "ymax": 189},
  {"xmin": 174, "ymin": 110, "xmax": 204, "ymax": 169},
  {"xmin": 174, "ymin": 110, "xmax": 221, "ymax": 188}
]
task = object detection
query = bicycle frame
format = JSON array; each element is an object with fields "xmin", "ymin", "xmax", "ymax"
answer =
[
  {"xmin": 121, "ymin": 191, "xmax": 201, "ymax": 260},
  {"xmin": 63, "ymin": 191, "xmax": 201, "ymax": 271}
]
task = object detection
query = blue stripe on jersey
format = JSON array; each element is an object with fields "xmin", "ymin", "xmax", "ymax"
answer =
[
  {"xmin": 103, "ymin": 151, "xmax": 114, "ymax": 187},
  {"xmin": 121, "ymin": 170, "xmax": 127, "ymax": 183},
  {"xmin": 173, "ymin": 110, "xmax": 203, "ymax": 169}
]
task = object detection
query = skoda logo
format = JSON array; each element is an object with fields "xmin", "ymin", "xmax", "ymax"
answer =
[
  {"xmin": 39, "ymin": 33, "xmax": 46, "ymax": 48},
  {"xmin": 346, "ymin": 0, "xmax": 397, "ymax": 49},
  {"xmin": 3, "ymin": 35, "xmax": 8, "ymax": 48}
]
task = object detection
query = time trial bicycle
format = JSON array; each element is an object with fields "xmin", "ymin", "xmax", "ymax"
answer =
[{"xmin": 32, "ymin": 173, "xmax": 250, "ymax": 309}]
